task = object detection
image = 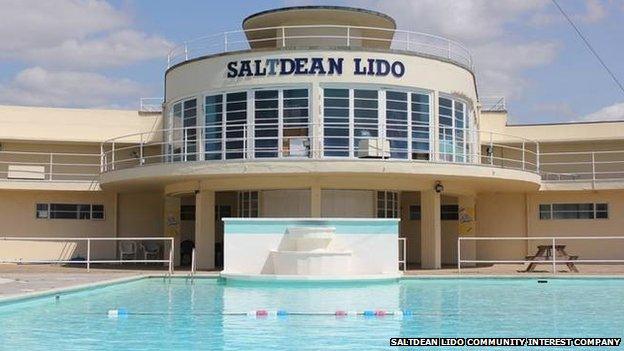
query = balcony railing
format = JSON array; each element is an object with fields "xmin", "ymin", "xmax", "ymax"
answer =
[
  {"xmin": 100, "ymin": 124, "xmax": 539, "ymax": 175},
  {"xmin": 0, "ymin": 150, "xmax": 100, "ymax": 183},
  {"xmin": 541, "ymin": 150, "xmax": 624, "ymax": 184},
  {"xmin": 479, "ymin": 96, "xmax": 507, "ymax": 112},
  {"xmin": 139, "ymin": 98, "xmax": 163, "ymax": 113},
  {"xmin": 167, "ymin": 25, "xmax": 473, "ymax": 70}
]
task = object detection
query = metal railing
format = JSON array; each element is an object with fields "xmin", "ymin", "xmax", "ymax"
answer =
[
  {"xmin": 0, "ymin": 237, "xmax": 174, "ymax": 273},
  {"xmin": 100, "ymin": 124, "xmax": 540, "ymax": 174},
  {"xmin": 457, "ymin": 236, "xmax": 624, "ymax": 274},
  {"xmin": 398, "ymin": 237, "xmax": 407, "ymax": 271},
  {"xmin": 0, "ymin": 150, "xmax": 100, "ymax": 183},
  {"xmin": 139, "ymin": 98, "xmax": 163, "ymax": 113},
  {"xmin": 479, "ymin": 96, "xmax": 507, "ymax": 112},
  {"xmin": 167, "ymin": 24, "xmax": 473, "ymax": 70},
  {"xmin": 541, "ymin": 150, "xmax": 624, "ymax": 184}
]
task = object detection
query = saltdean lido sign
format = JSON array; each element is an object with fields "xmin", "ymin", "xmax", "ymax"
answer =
[{"xmin": 226, "ymin": 57, "xmax": 405, "ymax": 78}]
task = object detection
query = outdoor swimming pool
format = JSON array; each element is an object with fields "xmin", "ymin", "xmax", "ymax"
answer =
[{"xmin": 0, "ymin": 277, "xmax": 623, "ymax": 350}]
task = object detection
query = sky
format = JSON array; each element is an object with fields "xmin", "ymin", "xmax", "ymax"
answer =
[{"xmin": 0, "ymin": 0, "xmax": 623, "ymax": 124}]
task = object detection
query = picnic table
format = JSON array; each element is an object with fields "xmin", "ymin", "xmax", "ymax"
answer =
[{"xmin": 521, "ymin": 244, "xmax": 579, "ymax": 272}]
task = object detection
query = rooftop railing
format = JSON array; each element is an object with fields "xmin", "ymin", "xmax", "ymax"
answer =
[
  {"xmin": 479, "ymin": 96, "xmax": 507, "ymax": 112},
  {"xmin": 139, "ymin": 98, "xmax": 163, "ymax": 113},
  {"xmin": 167, "ymin": 25, "xmax": 474, "ymax": 70}
]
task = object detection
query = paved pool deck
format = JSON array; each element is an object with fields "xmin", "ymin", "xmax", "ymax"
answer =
[{"xmin": 1, "ymin": 264, "xmax": 624, "ymax": 301}]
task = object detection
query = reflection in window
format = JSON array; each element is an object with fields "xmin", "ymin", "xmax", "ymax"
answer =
[
  {"xmin": 225, "ymin": 92, "xmax": 247, "ymax": 159},
  {"xmin": 411, "ymin": 93, "xmax": 431, "ymax": 160},
  {"xmin": 354, "ymin": 89, "xmax": 379, "ymax": 157},
  {"xmin": 254, "ymin": 90, "xmax": 279, "ymax": 158},
  {"xmin": 283, "ymin": 89, "xmax": 310, "ymax": 157},
  {"xmin": 323, "ymin": 89, "xmax": 350, "ymax": 157},
  {"xmin": 439, "ymin": 97, "xmax": 467, "ymax": 163},
  {"xmin": 386, "ymin": 91, "xmax": 408, "ymax": 159},
  {"xmin": 205, "ymin": 95, "xmax": 223, "ymax": 160},
  {"xmin": 168, "ymin": 98, "xmax": 197, "ymax": 162}
]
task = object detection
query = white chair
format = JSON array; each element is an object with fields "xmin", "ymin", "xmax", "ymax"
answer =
[
  {"xmin": 119, "ymin": 241, "xmax": 137, "ymax": 261},
  {"xmin": 289, "ymin": 137, "xmax": 308, "ymax": 157},
  {"xmin": 142, "ymin": 242, "xmax": 160, "ymax": 261}
]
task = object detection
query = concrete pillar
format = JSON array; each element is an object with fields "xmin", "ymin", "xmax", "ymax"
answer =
[
  {"xmin": 195, "ymin": 190, "xmax": 216, "ymax": 270},
  {"xmin": 311, "ymin": 185, "xmax": 321, "ymax": 217},
  {"xmin": 458, "ymin": 195, "xmax": 477, "ymax": 267},
  {"xmin": 163, "ymin": 196, "xmax": 181, "ymax": 266},
  {"xmin": 420, "ymin": 189, "xmax": 441, "ymax": 269}
]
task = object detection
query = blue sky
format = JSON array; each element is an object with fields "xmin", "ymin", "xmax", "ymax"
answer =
[{"xmin": 0, "ymin": 0, "xmax": 623, "ymax": 124}]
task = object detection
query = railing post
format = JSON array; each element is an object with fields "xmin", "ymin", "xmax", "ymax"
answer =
[
  {"xmin": 489, "ymin": 133, "xmax": 494, "ymax": 166},
  {"xmin": 87, "ymin": 239, "xmax": 91, "ymax": 272},
  {"xmin": 184, "ymin": 42, "xmax": 188, "ymax": 60},
  {"xmin": 536, "ymin": 142, "xmax": 540, "ymax": 174},
  {"xmin": 281, "ymin": 27, "xmax": 286, "ymax": 48},
  {"xmin": 139, "ymin": 134, "xmax": 144, "ymax": 166},
  {"xmin": 457, "ymin": 237, "xmax": 461, "ymax": 273},
  {"xmin": 346, "ymin": 27, "xmax": 350, "ymax": 46},
  {"xmin": 49, "ymin": 154, "xmax": 53, "ymax": 181},
  {"xmin": 111, "ymin": 141, "xmax": 116, "ymax": 170},
  {"xmin": 591, "ymin": 152, "xmax": 596, "ymax": 186},
  {"xmin": 522, "ymin": 141, "xmax": 525, "ymax": 170},
  {"xmin": 224, "ymin": 33, "xmax": 228, "ymax": 51},
  {"xmin": 169, "ymin": 238, "xmax": 174, "ymax": 274},
  {"xmin": 552, "ymin": 237, "xmax": 556, "ymax": 275},
  {"xmin": 100, "ymin": 144, "xmax": 104, "ymax": 173}
]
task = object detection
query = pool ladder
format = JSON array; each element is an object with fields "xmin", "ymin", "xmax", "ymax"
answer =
[{"xmin": 186, "ymin": 248, "xmax": 196, "ymax": 284}]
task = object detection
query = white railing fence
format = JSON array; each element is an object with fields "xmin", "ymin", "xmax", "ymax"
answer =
[
  {"xmin": 0, "ymin": 150, "xmax": 100, "ymax": 182},
  {"xmin": 100, "ymin": 124, "xmax": 539, "ymax": 174},
  {"xmin": 167, "ymin": 25, "xmax": 473, "ymax": 70},
  {"xmin": 458, "ymin": 236, "xmax": 624, "ymax": 274},
  {"xmin": 541, "ymin": 150, "xmax": 624, "ymax": 184},
  {"xmin": 0, "ymin": 237, "xmax": 174, "ymax": 273},
  {"xmin": 398, "ymin": 237, "xmax": 407, "ymax": 271}
]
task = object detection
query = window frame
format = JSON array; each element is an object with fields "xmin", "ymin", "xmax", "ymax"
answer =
[
  {"xmin": 539, "ymin": 203, "xmax": 609, "ymax": 220},
  {"xmin": 35, "ymin": 203, "xmax": 105, "ymax": 221}
]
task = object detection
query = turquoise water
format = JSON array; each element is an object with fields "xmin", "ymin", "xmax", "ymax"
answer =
[{"xmin": 0, "ymin": 278, "xmax": 623, "ymax": 350}]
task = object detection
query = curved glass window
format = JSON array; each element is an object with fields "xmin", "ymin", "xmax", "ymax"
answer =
[{"xmin": 168, "ymin": 87, "xmax": 471, "ymax": 164}]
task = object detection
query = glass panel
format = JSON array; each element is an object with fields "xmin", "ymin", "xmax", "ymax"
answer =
[
  {"xmin": 254, "ymin": 90, "xmax": 278, "ymax": 158},
  {"xmin": 205, "ymin": 95, "xmax": 223, "ymax": 160},
  {"xmin": 183, "ymin": 99, "xmax": 197, "ymax": 161},
  {"xmin": 283, "ymin": 89, "xmax": 309, "ymax": 158},
  {"xmin": 441, "ymin": 204, "xmax": 459, "ymax": 220},
  {"xmin": 438, "ymin": 97, "xmax": 454, "ymax": 162},
  {"xmin": 170, "ymin": 102, "xmax": 183, "ymax": 161},
  {"xmin": 92, "ymin": 205, "xmax": 105, "ymax": 220},
  {"xmin": 354, "ymin": 89, "xmax": 378, "ymax": 158},
  {"xmin": 411, "ymin": 93, "xmax": 430, "ymax": 160},
  {"xmin": 226, "ymin": 92, "xmax": 247, "ymax": 159},
  {"xmin": 36, "ymin": 203, "xmax": 49, "ymax": 219},
  {"xmin": 323, "ymin": 89, "xmax": 350, "ymax": 157},
  {"xmin": 386, "ymin": 90, "xmax": 408, "ymax": 159}
]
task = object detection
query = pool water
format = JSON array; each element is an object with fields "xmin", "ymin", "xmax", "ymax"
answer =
[{"xmin": 0, "ymin": 278, "xmax": 623, "ymax": 350}]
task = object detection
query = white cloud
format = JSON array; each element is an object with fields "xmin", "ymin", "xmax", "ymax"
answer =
[
  {"xmin": 580, "ymin": 102, "xmax": 624, "ymax": 121},
  {"xmin": 0, "ymin": 67, "xmax": 148, "ymax": 108},
  {"xmin": 0, "ymin": 0, "xmax": 171, "ymax": 68}
]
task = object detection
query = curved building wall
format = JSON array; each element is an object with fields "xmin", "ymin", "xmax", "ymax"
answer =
[{"xmin": 163, "ymin": 50, "xmax": 478, "ymax": 164}]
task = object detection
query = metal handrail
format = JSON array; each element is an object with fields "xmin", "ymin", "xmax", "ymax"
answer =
[
  {"xmin": 0, "ymin": 150, "xmax": 101, "ymax": 182},
  {"xmin": 457, "ymin": 236, "xmax": 624, "ymax": 275},
  {"xmin": 100, "ymin": 123, "xmax": 540, "ymax": 174},
  {"xmin": 0, "ymin": 236, "xmax": 175, "ymax": 273},
  {"xmin": 139, "ymin": 98, "xmax": 163, "ymax": 112},
  {"xmin": 167, "ymin": 24, "xmax": 473, "ymax": 69}
]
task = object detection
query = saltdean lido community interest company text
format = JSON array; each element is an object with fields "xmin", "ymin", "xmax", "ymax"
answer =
[{"xmin": 227, "ymin": 57, "xmax": 406, "ymax": 78}]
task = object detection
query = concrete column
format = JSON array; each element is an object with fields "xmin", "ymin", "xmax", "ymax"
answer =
[
  {"xmin": 420, "ymin": 189, "xmax": 441, "ymax": 269},
  {"xmin": 195, "ymin": 190, "xmax": 216, "ymax": 270},
  {"xmin": 458, "ymin": 195, "xmax": 477, "ymax": 267},
  {"xmin": 310, "ymin": 185, "xmax": 321, "ymax": 217},
  {"xmin": 163, "ymin": 196, "xmax": 181, "ymax": 265}
]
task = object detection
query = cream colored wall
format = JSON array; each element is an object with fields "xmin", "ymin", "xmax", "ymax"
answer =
[
  {"xmin": 0, "ymin": 189, "xmax": 116, "ymax": 260},
  {"xmin": 321, "ymin": 190, "xmax": 375, "ymax": 217},
  {"xmin": 117, "ymin": 191, "xmax": 163, "ymax": 238},
  {"xmin": 475, "ymin": 192, "xmax": 528, "ymax": 261},
  {"xmin": 0, "ymin": 105, "xmax": 162, "ymax": 143},
  {"xmin": 260, "ymin": 189, "xmax": 310, "ymax": 217},
  {"xmin": 165, "ymin": 50, "xmax": 476, "ymax": 104}
]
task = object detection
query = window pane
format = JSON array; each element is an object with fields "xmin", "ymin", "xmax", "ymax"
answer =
[{"xmin": 323, "ymin": 89, "xmax": 350, "ymax": 157}]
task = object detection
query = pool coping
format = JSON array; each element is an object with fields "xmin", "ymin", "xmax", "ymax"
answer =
[{"xmin": 2, "ymin": 272, "xmax": 624, "ymax": 306}]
